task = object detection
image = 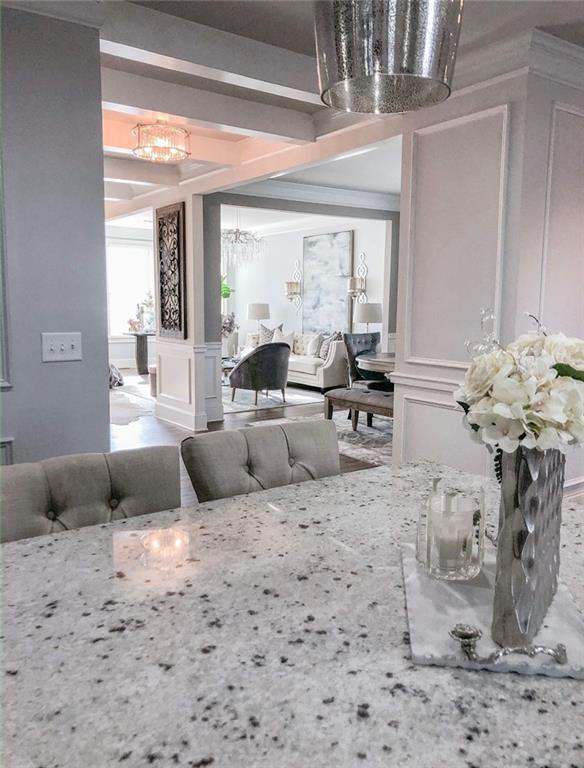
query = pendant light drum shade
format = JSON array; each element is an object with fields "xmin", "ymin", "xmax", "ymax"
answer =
[{"xmin": 314, "ymin": 0, "xmax": 464, "ymax": 114}]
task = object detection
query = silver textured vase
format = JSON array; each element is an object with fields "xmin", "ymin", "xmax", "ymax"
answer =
[{"xmin": 492, "ymin": 447, "xmax": 565, "ymax": 647}]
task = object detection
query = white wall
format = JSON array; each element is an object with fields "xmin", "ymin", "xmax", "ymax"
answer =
[
  {"xmin": 228, "ymin": 219, "xmax": 388, "ymax": 344},
  {"xmin": 108, "ymin": 337, "xmax": 157, "ymax": 370},
  {"xmin": 1, "ymin": 10, "xmax": 109, "ymax": 462}
]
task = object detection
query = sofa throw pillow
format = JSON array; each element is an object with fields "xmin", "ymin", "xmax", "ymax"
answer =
[
  {"xmin": 273, "ymin": 328, "xmax": 295, "ymax": 348},
  {"xmin": 293, "ymin": 333, "xmax": 317, "ymax": 355},
  {"xmin": 319, "ymin": 331, "xmax": 342, "ymax": 360},
  {"xmin": 306, "ymin": 333, "xmax": 324, "ymax": 357},
  {"xmin": 259, "ymin": 323, "xmax": 283, "ymax": 345}
]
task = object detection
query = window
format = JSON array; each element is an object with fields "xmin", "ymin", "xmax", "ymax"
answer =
[{"xmin": 106, "ymin": 238, "xmax": 155, "ymax": 337}]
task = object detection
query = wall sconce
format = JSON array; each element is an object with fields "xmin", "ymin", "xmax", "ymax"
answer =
[
  {"xmin": 285, "ymin": 260, "xmax": 303, "ymax": 313},
  {"xmin": 347, "ymin": 252, "xmax": 368, "ymax": 303}
]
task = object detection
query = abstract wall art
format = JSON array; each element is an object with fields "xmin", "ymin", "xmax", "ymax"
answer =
[{"xmin": 302, "ymin": 230, "xmax": 353, "ymax": 334}]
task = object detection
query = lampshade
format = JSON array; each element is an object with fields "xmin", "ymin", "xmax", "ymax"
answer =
[
  {"xmin": 247, "ymin": 303, "xmax": 270, "ymax": 321},
  {"xmin": 354, "ymin": 302, "xmax": 383, "ymax": 325},
  {"xmin": 314, "ymin": 0, "xmax": 464, "ymax": 114}
]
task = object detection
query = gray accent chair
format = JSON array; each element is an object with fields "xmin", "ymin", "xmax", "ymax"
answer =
[
  {"xmin": 181, "ymin": 420, "xmax": 340, "ymax": 502},
  {"xmin": 1, "ymin": 446, "xmax": 181, "ymax": 543},
  {"xmin": 229, "ymin": 342, "xmax": 290, "ymax": 405},
  {"xmin": 343, "ymin": 332, "xmax": 393, "ymax": 393}
]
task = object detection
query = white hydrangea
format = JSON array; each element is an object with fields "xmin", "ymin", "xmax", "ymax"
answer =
[{"xmin": 456, "ymin": 333, "xmax": 584, "ymax": 453}]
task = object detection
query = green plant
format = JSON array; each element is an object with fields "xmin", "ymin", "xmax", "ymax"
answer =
[{"xmin": 220, "ymin": 276, "xmax": 234, "ymax": 299}]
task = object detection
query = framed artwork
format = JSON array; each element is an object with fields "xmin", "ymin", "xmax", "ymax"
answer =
[
  {"xmin": 156, "ymin": 202, "xmax": 187, "ymax": 339},
  {"xmin": 302, "ymin": 230, "xmax": 353, "ymax": 334}
]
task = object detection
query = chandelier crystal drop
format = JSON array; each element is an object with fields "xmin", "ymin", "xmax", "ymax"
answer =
[
  {"xmin": 132, "ymin": 122, "xmax": 190, "ymax": 163},
  {"xmin": 221, "ymin": 210, "xmax": 265, "ymax": 268}
]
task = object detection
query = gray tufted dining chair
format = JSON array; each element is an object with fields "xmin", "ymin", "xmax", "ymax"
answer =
[
  {"xmin": 181, "ymin": 420, "xmax": 340, "ymax": 502},
  {"xmin": 229, "ymin": 342, "xmax": 291, "ymax": 405},
  {"xmin": 0, "ymin": 446, "xmax": 181, "ymax": 543},
  {"xmin": 343, "ymin": 332, "xmax": 393, "ymax": 393}
]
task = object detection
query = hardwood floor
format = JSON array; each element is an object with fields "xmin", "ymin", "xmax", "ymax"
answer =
[{"xmin": 111, "ymin": 400, "xmax": 374, "ymax": 507}]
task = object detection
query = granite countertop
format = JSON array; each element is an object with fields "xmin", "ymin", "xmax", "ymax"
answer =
[{"xmin": 3, "ymin": 463, "xmax": 583, "ymax": 768}]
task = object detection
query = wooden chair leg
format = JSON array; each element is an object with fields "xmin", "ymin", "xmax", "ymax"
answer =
[
  {"xmin": 231, "ymin": 388, "xmax": 236, "ymax": 402},
  {"xmin": 254, "ymin": 391, "xmax": 258, "ymax": 406},
  {"xmin": 347, "ymin": 409, "xmax": 352, "ymax": 420},
  {"xmin": 266, "ymin": 389, "xmax": 269, "ymax": 397},
  {"xmin": 351, "ymin": 409, "xmax": 359, "ymax": 431},
  {"xmin": 367, "ymin": 412, "xmax": 373, "ymax": 427},
  {"xmin": 324, "ymin": 398, "xmax": 333, "ymax": 419},
  {"xmin": 281, "ymin": 388, "xmax": 286, "ymax": 403}
]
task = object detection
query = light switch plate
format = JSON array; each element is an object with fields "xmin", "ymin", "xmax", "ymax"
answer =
[{"xmin": 41, "ymin": 332, "xmax": 82, "ymax": 362}]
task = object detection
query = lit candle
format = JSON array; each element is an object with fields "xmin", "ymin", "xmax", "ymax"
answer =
[{"xmin": 140, "ymin": 528, "xmax": 191, "ymax": 572}]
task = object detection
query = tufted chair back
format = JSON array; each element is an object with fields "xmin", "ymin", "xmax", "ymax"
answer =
[
  {"xmin": 229, "ymin": 342, "xmax": 290, "ymax": 392},
  {"xmin": 181, "ymin": 420, "xmax": 340, "ymax": 502},
  {"xmin": 1, "ymin": 446, "xmax": 181, "ymax": 543},
  {"xmin": 343, "ymin": 333, "xmax": 383, "ymax": 384}
]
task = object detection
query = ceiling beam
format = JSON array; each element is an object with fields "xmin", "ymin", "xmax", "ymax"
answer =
[
  {"xmin": 101, "ymin": 68, "xmax": 315, "ymax": 144},
  {"xmin": 102, "ymin": 118, "xmax": 242, "ymax": 166},
  {"xmin": 103, "ymin": 181, "xmax": 138, "ymax": 201},
  {"xmin": 100, "ymin": 1, "xmax": 320, "ymax": 107},
  {"xmin": 103, "ymin": 156, "xmax": 179, "ymax": 187}
]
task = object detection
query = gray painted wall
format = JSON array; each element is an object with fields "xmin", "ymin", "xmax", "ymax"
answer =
[
  {"xmin": 2, "ymin": 10, "xmax": 109, "ymax": 462},
  {"xmin": 203, "ymin": 191, "xmax": 400, "ymax": 343}
]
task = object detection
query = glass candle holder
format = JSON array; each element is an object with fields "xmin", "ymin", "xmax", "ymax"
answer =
[
  {"xmin": 416, "ymin": 477, "xmax": 441, "ymax": 566},
  {"xmin": 426, "ymin": 486, "xmax": 485, "ymax": 581},
  {"xmin": 140, "ymin": 528, "xmax": 191, "ymax": 572}
]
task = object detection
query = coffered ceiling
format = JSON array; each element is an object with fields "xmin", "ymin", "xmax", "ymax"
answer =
[{"xmin": 11, "ymin": 0, "xmax": 584, "ymax": 212}]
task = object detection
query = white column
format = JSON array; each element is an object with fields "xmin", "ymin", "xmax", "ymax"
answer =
[
  {"xmin": 393, "ymin": 37, "xmax": 584, "ymax": 493},
  {"xmin": 392, "ymin": 73, "xmax": 527, "ymax": 477}
]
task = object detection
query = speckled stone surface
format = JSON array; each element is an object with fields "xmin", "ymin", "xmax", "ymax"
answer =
[{"xmin": 3, "ymin": 463, "xmax": 584, "ymax": 768}]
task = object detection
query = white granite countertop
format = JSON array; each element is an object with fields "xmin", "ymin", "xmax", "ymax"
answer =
[{"xmin": 3, "ymin": 463, "xmax": 583, "ymax": 768}]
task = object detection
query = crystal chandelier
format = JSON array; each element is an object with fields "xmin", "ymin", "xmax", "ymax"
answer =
[
  {"xmin": 132, "ymin": 122, "xmax": 190, "ymax": 163},
  {"xmin": 221, "ymin": 210, "xmax": 265, "ymax": 268}
]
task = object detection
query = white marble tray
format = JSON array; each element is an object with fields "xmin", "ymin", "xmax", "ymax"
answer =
[{"xmin": 401, "ymin": 542, "xmax": 584, "ymax": 679}]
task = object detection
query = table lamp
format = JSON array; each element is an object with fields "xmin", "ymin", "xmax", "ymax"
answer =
[
  {"xmin": 247, "ymin": 303, "xmax": 270, "ymax": 332},
  {"xmin": 353, "ymin": 302, "xmax": 382, "ymax": 332}
]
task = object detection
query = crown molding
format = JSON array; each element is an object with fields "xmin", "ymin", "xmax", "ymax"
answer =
[
  {"xmin": 529, "ymin": 29, "xmax": 584, "ymax": 92},
  {"xmin": 453, "ymin": 31, "xmax": 533, "ymax": 92},
  {"xmin": 233, "ymin": 179, "xmax": 400, "ymax": 212},
  {"xmin": 453, "ymin": 29, "xmax": 584, "ymax": 94}
]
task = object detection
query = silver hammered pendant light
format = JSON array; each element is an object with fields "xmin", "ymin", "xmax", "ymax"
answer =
[{"xmin": 314, "ymin": 0, "xmax": 465, "ymax": 114}]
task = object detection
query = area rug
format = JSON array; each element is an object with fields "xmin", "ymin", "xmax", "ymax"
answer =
[
  {"xmin": 246, "ymin": 410, "xmax": 392, "ymax": 466},
  {"xmin": 222, "ymin": 384, "xmax": 323, "ymax": 414},
  {"xmin": 110, "ymin": 391, "xmax": 155, "ymax": 426}
]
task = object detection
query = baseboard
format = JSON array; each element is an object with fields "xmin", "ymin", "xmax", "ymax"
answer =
[{"xmin": 155, "ymin": 401, "xmax": 196, "ymax": 432}]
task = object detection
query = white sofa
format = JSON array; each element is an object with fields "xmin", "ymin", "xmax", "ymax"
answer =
[
  {"xmin": 287, "ymin": 334, "xmax": 347, "ymax": 392},
  {"xmin": 242, "ymin": 331, "xmax": 348, "ymax": 392}
]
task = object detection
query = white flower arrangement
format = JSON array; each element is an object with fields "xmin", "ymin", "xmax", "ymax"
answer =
[{"xmin": 455, "ymin": 332, "xmax": 584, "ymax": 453}]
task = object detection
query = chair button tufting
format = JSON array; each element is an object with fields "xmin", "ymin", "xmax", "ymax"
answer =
[
  {"xmin": 289, "ymin": 458, "xmax": 295, "ymax": 467},
  {"xmin": 109, "ymin": 498, "xmax": 119, "ymax": 509},
  {"xmin": 46, "ymin": 510, "xmax": 58, "ymax": 521}
]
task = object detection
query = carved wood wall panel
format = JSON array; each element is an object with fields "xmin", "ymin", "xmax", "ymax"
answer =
[{"xmin": 156, "ymin": 202, "xmax": 187, "ymax": 339}]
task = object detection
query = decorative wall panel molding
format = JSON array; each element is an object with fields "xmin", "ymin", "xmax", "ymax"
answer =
[
  {"xmin": 399, "ymin": 393, "xmax": 489, "ymax": 475},
  {"xmin": 539, "ymin": 103, "xmax": 584, "ymax": 334},
  {"xmin": 403, "ymin": 105, "xmax": 508, "ymax": 369},
  {"xmin": 156, "ymin": 202, "xmax": 187, "ymax": 339}
]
